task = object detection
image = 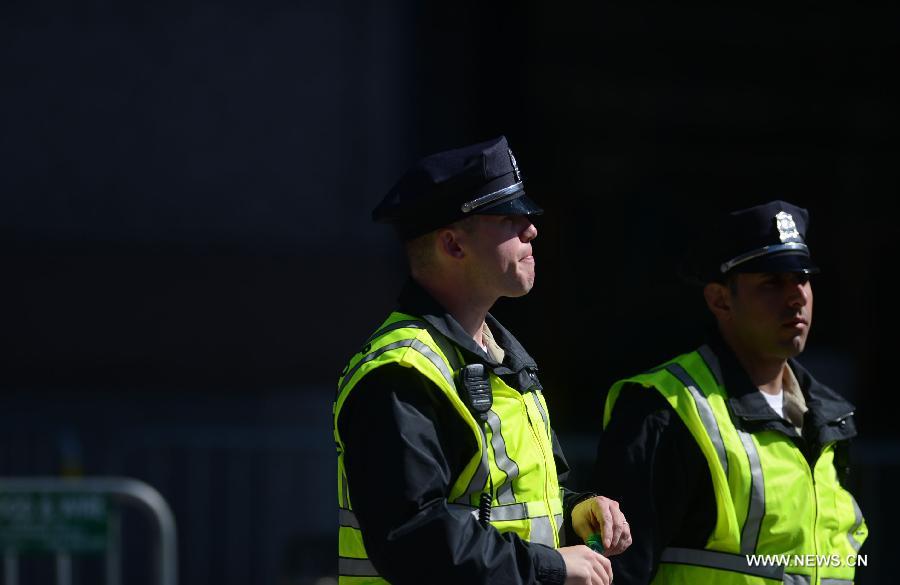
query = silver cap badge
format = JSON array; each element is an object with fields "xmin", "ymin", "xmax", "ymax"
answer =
[
  {"xmin": 508, "ymin": 148, "xmax": 521, "ymax": 182},
  {"xmin": 775, "ymin": 211, "xmax": 801, "ymax": 243}
]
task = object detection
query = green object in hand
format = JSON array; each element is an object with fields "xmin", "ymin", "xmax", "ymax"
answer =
[{"xmin": 586, "ymin": 533, "xmax": 604, "ymax": 553}]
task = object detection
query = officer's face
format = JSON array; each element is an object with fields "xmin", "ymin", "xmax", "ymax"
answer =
[
  {"xmin": 725, "ymin": 272, "xmax": 814, "ymax": 360},
  {"xmin": 462, "ymin": 214, "xmax": 538, "ymax": 298}
]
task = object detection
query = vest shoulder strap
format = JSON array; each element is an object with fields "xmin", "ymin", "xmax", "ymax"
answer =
[{"xmin": 420, "ymin": 320, "xmax": 464, "ymax": 373}]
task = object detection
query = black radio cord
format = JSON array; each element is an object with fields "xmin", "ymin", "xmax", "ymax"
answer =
[
  {"xmin": 478, "ymin": 478, "xmax": 494, "ymax": 528},
  {"xmin": 478, "ymin": 417, "xmax": 494, "ymax": 528}
]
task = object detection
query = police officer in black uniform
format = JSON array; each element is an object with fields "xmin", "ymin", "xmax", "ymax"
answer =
[
  {"xmin": 591, "ymin": 201, "xmax": 867, "ymax": 584},
  {"xmin": 334, "ymin": 136, "xmax": 632, "ymax": 585}
]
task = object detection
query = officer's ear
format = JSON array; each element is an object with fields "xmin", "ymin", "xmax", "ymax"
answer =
[
  {"xmin": 703, "ymin": 281, "xmax": 733, "ymax": 320},
  {"xmin": 436, "ymin": 227, "xmax": 465, "ymax": 260}
]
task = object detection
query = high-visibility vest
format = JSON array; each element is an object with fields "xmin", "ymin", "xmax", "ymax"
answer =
[
  {"xmin": 334, "ymin": 312, "xmax": 564, "ymax": 584},
  {"xmin": 605, "ymin": 346, "xmax": 868, "ymax": 585}
]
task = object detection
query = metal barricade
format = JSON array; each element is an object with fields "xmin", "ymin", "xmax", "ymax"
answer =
[{"xmin": 0, "ymin": 477, "xmax": 177, "ymax": 585}]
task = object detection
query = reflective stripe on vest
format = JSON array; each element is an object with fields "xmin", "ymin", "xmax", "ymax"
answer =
[
  {"xmin": 608, "ymin": 346, "xmax": 867, "ymax": 585},
  {"xmin": 339, "ymin": 557, "xmax": 379, "ymax": 577},
  {"xmin": 338, "ymin": 337, "xmax": 453, "ymax": 398},
  {"xmin": 343, "ymin": 500, "xmax": 563, "ymax": 549},
  {"xmin": 364, "ymin": 319, "xmax": 426, "ymax": 345},
  {"xmin": 340, "ymin": 318, "xmax": 495, "ymax": 507},
  {"xmin": 485, "ymin": 409, "xmax": 520, "ymax": 505},
  {"xmin": 339, "ymin": 508, "xmax": 360, "ymax": 529},
  {"xmin": 664, "ymin": 362, "xmax": 766, "ymax": 553},
  {"xmin": 665, "ymin": 362, "xmax": 729, "ymax": 479},
  {"xmin": 531, "ymin": 392, "xmax": 550, "ymax": 437},
  {"xmin": 456, "ymin": 422, "xmax": 492, "ymax": 504},
  {"xmin": 660, "ymin": 548, "xmax": 784, "ymax": 580},
  {"xmin": 448, "ymin": 498, "xmax": 563, "ymax": 548},
  {"xmin": 530, "ymin": 515, "xmax": 556, "ymax": 548},
  {"xmin": 736, "ymin": 428, "xmax": 765, "ymax": 555},
  {"xmin": 847, "ymin": 496, "xmax": 863, "ymax": 552},
  {"xmin": 335, "ymin": 313, "xmax": 564, "ymax": 582}
]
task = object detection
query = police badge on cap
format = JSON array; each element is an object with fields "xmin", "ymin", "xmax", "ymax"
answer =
[
  {"xmin": 716, "ymin": 200, "xmax": 820, "ymax": 276},
  {"xmin": 684, "ymin": 200, "xmax": 821, "ymax": 284},
  {"xmin": 372, "ymin": 136, "xmax": 543, "ymax": 240}
]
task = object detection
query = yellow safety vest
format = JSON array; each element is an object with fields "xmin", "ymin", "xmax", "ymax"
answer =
[
  {"xmin": 334, "ymin": 311, "xmax": 564, "ymax": 584},
  {"xmin": 605, "ymin": 345, "xmax": 868, "ymax": 585}
]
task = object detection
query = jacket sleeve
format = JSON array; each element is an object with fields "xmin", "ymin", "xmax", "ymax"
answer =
[
  {"xmin": 338, "ymin": 364, "xmax": 567, "ymax": 585},
  {"xmin": 590, "ymin": 383, "xmax": 715, "ymax": 585}
]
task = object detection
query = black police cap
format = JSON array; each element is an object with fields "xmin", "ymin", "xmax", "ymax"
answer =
[
  {"xmin": 372, "ymin": 136, "xmax": 543, "ymax": 240},
  {"xmin": 688, "ymin": 200, "xmax": 820, "ymax": 283}
]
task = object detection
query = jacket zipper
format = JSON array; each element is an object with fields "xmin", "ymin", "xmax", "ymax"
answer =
[
  {"xmin": 520, "ymin": 391, "xmax": 558, "ymax": 546},
  {"xmin": 797, "ymin": 448, "xmax": 818, "ymax": 583}
]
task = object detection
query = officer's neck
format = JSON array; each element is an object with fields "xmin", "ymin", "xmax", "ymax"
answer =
[
  {"xmin": 720, "ymin": 327, "xmax": 788, "ymax": 394},
  {"xmin": 414, "ymin": 276, "xmax": 494, "ymax": 346}
]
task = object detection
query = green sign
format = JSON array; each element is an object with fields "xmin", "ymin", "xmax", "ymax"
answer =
[{"xmin": 0, "ymin": 492, "xmax": 109, "ymax": 553}]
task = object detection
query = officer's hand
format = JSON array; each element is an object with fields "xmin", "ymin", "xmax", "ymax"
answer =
[
  {"xmin": 571, "ymin": 496, "xmax": 632, "ymax": 556},
  {"xmin": 559, "ymin": 545, "xmax": 613, "ymax": 585}
]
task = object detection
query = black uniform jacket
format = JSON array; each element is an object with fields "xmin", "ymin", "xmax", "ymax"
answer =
[
  {"xmin": 339, "ymin": 280, "xmax": 588, "ymax": 585},
  {"xmin": 591, "ymin": 333, "xmax": 858, "ymax": 585}
]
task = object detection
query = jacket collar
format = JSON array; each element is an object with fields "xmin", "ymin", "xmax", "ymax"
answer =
[
  {"xmin": 396, "ymin": 278, "xmax": 538, "ymax": 377},
  {"xmin": 700, "ymin": 330, "xmax": 856, "ymax": 442}
]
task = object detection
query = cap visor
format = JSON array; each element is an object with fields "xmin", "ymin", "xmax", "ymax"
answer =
[
  {"xmin": 731, "ymin": 252, "xmax": 820, "ymax": 275},
  {"xmin": 476, "ymin": 192, "xmax": 543, "ymax": 216}
]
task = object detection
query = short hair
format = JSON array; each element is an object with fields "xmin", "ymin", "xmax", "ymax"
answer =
[
  {"xmin": 404, "ymin": 216, "xmax": 480, "ymax": 276},
  {"xmin": 704, "ymin": 272, "xmax": 740, "ymax": 298},
  {"xmin": 405, "ymin": 230, "xmax": 439, "ymax": 276}
]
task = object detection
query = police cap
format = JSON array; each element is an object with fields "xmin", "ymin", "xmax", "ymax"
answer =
[
  {"xmin": 372, "ymin": 136, "xmax": 543, "ymax": 240},
  {"xmin": 687, "ymin": 200, "xmax": 821, "ymax": 283}
]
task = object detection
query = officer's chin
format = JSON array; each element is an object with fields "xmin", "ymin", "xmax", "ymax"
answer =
[
  {"xmin": 503, "ymin": 282, "xmax": 534, "ymax": 299},
  {"xmin": 519, "ymin": 281, "xmax": 537, "ymax": 297},
  {"xmin": 780, "ymin": 334, "xmax": 808, "ymax": 358}
]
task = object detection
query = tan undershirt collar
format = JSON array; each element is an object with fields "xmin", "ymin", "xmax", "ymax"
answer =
[
  {"xmin": 481, "ymin": 322, "xmax": 506, "ymax": 364},
  {"xmin": 782, "ymin": 363, "xmax": 809, "ymax": 432}
]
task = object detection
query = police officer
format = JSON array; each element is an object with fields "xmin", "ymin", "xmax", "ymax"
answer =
[
  {"xmin": 592, "ymin": 201, "xmax": 868, "ymax": 584},
  {"xmin": 334, "ymin": 136, "xmax": 631, "ymax": 585}
]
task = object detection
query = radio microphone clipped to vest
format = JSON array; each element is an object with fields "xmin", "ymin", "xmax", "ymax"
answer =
[
  {"xmin": 458, "ymin": 363, "xmax": 494, "ymax": 528},
  {"xmin": 459, "ymin": 364, "xmax": 493, "ymax": 422}
]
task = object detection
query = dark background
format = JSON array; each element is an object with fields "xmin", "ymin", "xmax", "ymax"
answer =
[{"xmin": 2, "ymin": 1, "xmax": 897, "ymax": 583}]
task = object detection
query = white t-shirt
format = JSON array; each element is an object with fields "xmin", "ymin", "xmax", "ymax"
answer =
[{"xmin": 761, "ymin": 389, "xmax": 785, "ymax": 419}]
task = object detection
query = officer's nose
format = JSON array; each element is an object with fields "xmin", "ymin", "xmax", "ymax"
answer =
[
  {"xmin": 520, "ymin": 219, "xmax": 537, "ymax": 242},
  {"xmin": 787, "ymin": 277, "xmax": 811, "ymax": 309}
]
